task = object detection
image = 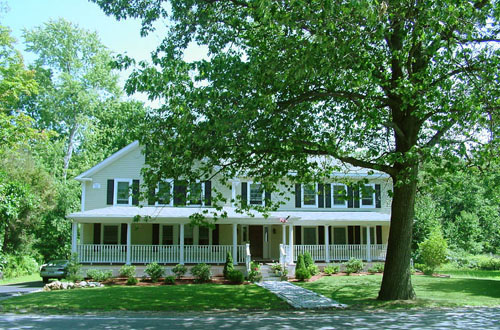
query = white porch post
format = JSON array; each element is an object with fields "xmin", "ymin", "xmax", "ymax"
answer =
[
  {"xmin": 180, "ymin": 224, "xmax": 185, "ymax": 265},
  {"xmin": 126, "ymin": 223, "xmax": 131, "ymax": 265},
  {"xmin": 324, "ymin": 225, "xmax": 329, "ymax": 263},
  {"xmin": 366, "ymin": 226, "xmax": 372, "ymax": 262},
  {"xmin": 288, "ymin": 224, "xmax": 294, "ymax": 264},
  {"xmin": 232, "ymin": 223, "xmax": 237, "ymax": 265},
  {"xmin": 282, "ymin": 225, "xmax": 286, "ymax": 245},
  {"xmin": 71, "ymin": 222, "xmax": 77, "ymax": 254}
]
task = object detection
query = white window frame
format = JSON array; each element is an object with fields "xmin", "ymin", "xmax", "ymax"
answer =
[
  {"xmin": 156, "ymin": 179, "xmax": 174, "ymax": 206},
  {"xmin": 360, "ymin": 183, "xmax": 376, "ymax": 209},
  {"xmin": 187, "ymin": 180, "xmax": 205, "ymax": 207},
  {"xmin": 114, "ymin": 178, "xmax": 133, "ymax": 206},
  {"xmin": 301, "ymin": 183, "xmax": 318, "ymax": 208},
  {"xmin": 101, "ymin": 224, "xmax": 120, "ymax": 245},
  {"xmin": 302, "ymin": 226, "xmax": 318, "ymax": 245},
  {"xmin": 247, "ymin": 181, "xmax": 265, "ymax": 206},
  {"xmin": 331, "ymin": 183, "xmax": 348, "ymax": 208}
]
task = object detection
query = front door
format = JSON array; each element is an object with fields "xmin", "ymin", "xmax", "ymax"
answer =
[{"xmin": 249, "ymin": 225, "xmax": 263, "ymax": 258}]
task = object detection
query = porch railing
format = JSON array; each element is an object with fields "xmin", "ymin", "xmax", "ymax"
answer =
[
  {"xmin": 292, "ymin": 244, "xmax": 387, "ymax": 262},
  {"xmin": 77, "ymin": 244, "xmax": 247, "ymax": 264}
]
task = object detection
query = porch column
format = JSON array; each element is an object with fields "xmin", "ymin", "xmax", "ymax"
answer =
[
  {"xmin": 324, "ymin": 225, "xmax": 329, "ymax": 263},
  {"xmin": 288, "ymin": 224, "xmax": 294, "ymax": 264},
  {"xmin": 71, "ymin": 222, "xmax": 77, "ymax": 254},
  {"xmin": 180, "ymin": 224, "xmax": 185, "ymax": 265},
  {"xmin": 232, "ymin": 223, "xmax": 237, "ymax": 265},
  {"xmin": 366, "ymin": 226, "xmax": 372, "ymax": 262},
  {"xmin": 282, "ymin": 225, "xmax": 286, "ymax": 245},
  {"xmin": 126, "ymin": 222, "xmax": 131, "ymax": 265}
]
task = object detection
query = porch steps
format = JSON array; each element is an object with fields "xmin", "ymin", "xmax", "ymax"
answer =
[{"xmin": 259, "ymin": 265, "xmax": 282, "ymax": 281}]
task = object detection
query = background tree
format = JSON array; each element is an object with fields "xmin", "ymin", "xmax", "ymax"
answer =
[
  {"xmin": 22, "ymin": 18, "xmax": 121, "ymax": 179},
  {"xmin": 93, "ymin": 0, "xmax": 499, "ymax": 300}
]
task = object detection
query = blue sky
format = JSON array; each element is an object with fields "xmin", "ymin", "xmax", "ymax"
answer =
[{"xmin": 1, "ymin": 0, "xmax": 206, "ymax": 105}]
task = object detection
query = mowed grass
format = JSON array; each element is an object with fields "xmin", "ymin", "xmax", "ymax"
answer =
[
  {"xmin": 296, "ymin": 274, "xmax": 500, "ymax": 309},
  {"xmin": 436, "ymin": 269, "xmax": 500, "ymax": 280},
  {"xmin": 1, "ymin": 284, "xmax": 290, "ymax": 313},
  {"xmin": 0, "ymin": 274, "xmax": 42, "ymax": 285}
]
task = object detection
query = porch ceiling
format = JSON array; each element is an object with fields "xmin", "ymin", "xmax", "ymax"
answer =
[{"xmin": 68, "ymin": 206, "xmax": 390, "ymax": 225}]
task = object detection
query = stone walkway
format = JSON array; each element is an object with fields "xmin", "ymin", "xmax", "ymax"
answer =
[{"xmin": 257, "ymin": 281, "xmax": 346, "ymax": 309}]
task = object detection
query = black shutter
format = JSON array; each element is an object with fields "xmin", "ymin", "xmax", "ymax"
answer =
[
  {"xmin": 354, "ymin": 187, "xmax": 360, "ymax": 208},
  {"xmin": 355, "ymin": 226, "xmax": 361, "ymax": 244},
  {"xmin": 347, "ymin": 186, "xmax": 353, "ymax": 208},
  {"xmin": 107, "ymin": 179, "xmax": 114, "ymax": 205},
  {"xmin": 148, "ymin": 182, "xmax": 156, "ymax": 206},
  {"xmin": 295, "ymin": 184, "xmax": 301, "ymax": 208},
  {"xmin": 375, "ymin": 184, "xmax": 381, "ymax": 208},
  {"xmin": 152, "ymin": 224, "xmax": 159, "ymax": 245},
  {"xmin": 318, "ymin": 184, "xmax": 324, "ymax": 208},
  {"xmin": 241, "ymin": 182, "xmax": 247, "ymax": 207},
  {"xmin": 204, "ymin": 180, "xmax": 212, "ymax": 206},
  {"xmin": 174, "ymin": 180, "xmax": 187, "ymax": 206},
  {"xmin": 132, "ymin": 180, "xmax": 140, "ymax": 206},
  {"xmin": 329, "ymin": 227, "xmax": 333, "ymax": 244},
  {"xmin": 348, "ymin": 226, "xmax": 354, "ymax": 244},
  {"xmin": 295, "ymin": 226, "xmax": 302, "ymax": 245},
  {"xmin": 93, "ymin": 223, "xmax": 101, "ymax": 244},
  {"xmin": 213, "ymin": 224, "xmax": 219, "ymax": 245},
  {"xmin": 121, "ymin": 223, "xmax": 127, "ymax": 245},
  {"xmin": 318, "ymin": 226, "xmax": 324, "ymax": 245},
  {"xmin": 376, "ymin": 226, "xmax": 382, "ymax": 244},
  {"xmin": 265, "ymin": 191, "xmax": 271, "ymax": 205},
  {"xmin": 325, "ymin": 184, "xmax": 331, "ymax": 208}
]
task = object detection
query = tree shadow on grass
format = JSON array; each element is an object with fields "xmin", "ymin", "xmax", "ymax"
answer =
[{"xmin": 416, "ymin": 277, "xmax": 500, "ymax": 300}]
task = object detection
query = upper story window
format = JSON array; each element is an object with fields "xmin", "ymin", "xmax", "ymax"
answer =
[
  {"xmin": 188, "ymin": 181, "xmax": 203, "ymax": 205},
  {"xmin": 156, "ymin": 180, "xmax": 173, "ymax": 206},
  {"xmin": 249, "ymin": 183, "xmax": 264, "ymax": 205},
  {"xmin": 114, "ymin": 179, "xmax": 132, "ymax": 206},
  {"xmin": 302, "ymin": 183, "xmax": 317, "ymax": 207},
  {"xmin": 332, "ymin": 184, "xmax": 347, "ymax": 208},
  {"xmin": 360, "ymin": 184, "xmax": 376, "ymax": 208}
]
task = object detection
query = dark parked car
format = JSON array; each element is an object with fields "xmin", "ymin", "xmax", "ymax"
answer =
[{"xmin": 40, "ymin": 260, "xmax": 69, "ymax": 283}]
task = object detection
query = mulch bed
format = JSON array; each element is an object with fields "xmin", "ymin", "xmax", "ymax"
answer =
[{"xmin": 102, "ymin": 276, "xmax": 250, "ymax": 286}]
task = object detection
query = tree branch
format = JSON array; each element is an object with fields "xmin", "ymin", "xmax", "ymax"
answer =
[{"xmin": 423, "ymin": 119, "xmax": 456, "ymax": 148}]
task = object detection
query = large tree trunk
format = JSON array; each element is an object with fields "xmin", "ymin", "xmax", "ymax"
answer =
[{"xmin": 378, "ymin": 164, "xmax": 418, "ymax": 300}]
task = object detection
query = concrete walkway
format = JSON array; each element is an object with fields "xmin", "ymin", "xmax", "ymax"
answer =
[{"xmin": 257, "ymin": 281, "xmax": 346, "ymax": 309}]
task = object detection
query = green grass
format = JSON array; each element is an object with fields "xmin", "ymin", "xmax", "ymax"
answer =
[
  {"xmin": 1, "ymin": 284, "xmax": 291, "ymax": 313},
  {"xmin": 0, "ymin": 274, "xmax": 41, "ymax": 285},
  {"xmin": 296, "ymin": 274, "xmax": 500, "ymax": 309},
  {"xmin": 436, "ymin": 269, "xmax": 500, "ymax": 280}
]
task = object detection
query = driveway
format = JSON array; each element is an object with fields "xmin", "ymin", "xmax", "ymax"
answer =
[
  {"xmin": 0, "ymin": 309, "xmax": 498, "ymax": 329},
  {"xmin": 0, "ymin": 281, "xmax": 44, "ymax": 299}
]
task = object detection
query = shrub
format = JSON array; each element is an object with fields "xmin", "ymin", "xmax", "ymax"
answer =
[
  {"xmin": 323, "ymin": 264, "xmax": 340, "ymax": 275},
  {"xmin": 191, "ymin": 263, "xmax": 211, "ymax": 283},
  {"xmin": 86, "ymin": 269, "xmax": 113, "ymax": 282},
  {"xmin": 2, "ymin": 254, "xmax": 38, "ymax": 278},
  {"xmin": 308, "ymin": 264, "xmax": 320, "ymax": 276},
  {"xmin": 126, "ymin": 276, "xmax": 138, "ymax": 285},
  {"xmin": 247, "ymin": 261, "xmax": 262, "ymax": 283},
  {"xmin": 295, "ymin": 254, "xmax": 311, "ymax": 281},
  {"xmin": 368, "ymin": 263, "xmax": 385, "ymax": 274},
  {"xmin": 271, "ymin": 263, "xmax": 283, "ymax": 273},
  {"xmin": 223, "ymin": 251, "xmax": 234, "ymax": 279},
  {"xmin": 418, "ymin": 229, "xmax": 448, "ymax": 274},
  {"xmin": 145, "ymin": 262, "xmax": 165, "ymax": 282},
  {"xmin": 227, "ymin": 269, "xmax": 244, "ymax": 284},
  {"xmin": 119, "ymin": 265, "xmax": 136, "ymax": 278},
  {"xmin": 474, "ymin": 255, "xmax": 500, "ymax": 270},
  {"xmin": 303, "ymin": 251, "xmax": 314, "ymax": 268},
  {"xmin": 345, "ymin": 258, "xmax": 364, "ymax": 275},
  {"xmin": 172, "ymin": 264, "xmax": 187, "ymax": 279},
  {"xmin": 65, "ymin": 253, "xmax": 82, "ymax": 282},
  {"xmin": 164, "ymin": 275, "xmax": 176, "ymax": 285}
]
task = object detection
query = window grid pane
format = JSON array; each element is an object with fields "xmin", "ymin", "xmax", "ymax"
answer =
[
  {"xmin": 303, "ymin": 184, "xmax": 316, "ymax": 205},
  {"xmin": 188, "ymin": 182, "xmax": 202, "ymax": 205},
  {"xmin": 117, "ymin": 182, "xmax": 129, "ymax": 204},
  {"xmin": 362, "ymin": 185, "xmax": 374, "ymax": 206},
  {"xmin": 103, "ymin": 226, "xmax": 118, "ymax": 244},
  {"xmin": 303, "ymin": 227, "xmax": 316, "ymax": 244},
  {"xmin": 158, "ymin": 182, "xmax": 172, "ymax": 205},
  {"xmin": 162, "ymin": 225, "xmax": 173, "ymax": 245},
  {"xmin": 333, "ymin": 185, "xmax": 346, "ymax": 205},
  {"xmin": 250, "ymin": 183, "xmax": 263, "ymax": 205}
]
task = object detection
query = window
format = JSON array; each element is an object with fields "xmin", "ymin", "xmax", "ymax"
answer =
[
  {"xmin": 103, "ymin": 225, "xmax": 119, "ymax": 244},
  {"xmin": 162, "ymin": 225, "xmax": 173, "ymax": 245},
  {"xmin": 362, "ymin": 227, "xmax": 376, "ymax": 244},
  {"xmin": 157, "ymin": 180, "xmax": 173, "ymax": 206},
  {"xmin": 114, "ymin": 179, "xmax": 132, "ymax": 206},
  {"xmin": 360, "ymin": 184, "xmax": 375, "ymax": 208},
  {"xmin": 332, "ymin": 184, "xmax": 347, "ymax": 207},
  {"xmin": 199, "ymin": 226, "xmax": 209, "ymax": 245},
  {"xmin": 302, "ymin": 184, "xmax": 317, "ymax": 207},
  {"xmin": 188, "ymin": 182, "xmax": 203, "ymax": 205},
  {"xmin": 183, "ymin": 226, "xmax": 194, "ymax": 245},
  {"xmin": 249, "ymin": 183, "xmax": 264, "ymax": 205},
  {"xmin": 303, "ymin": 227, "xmax": 317, "ymax": 244},
  {"xmin": 333, "ymin": 227, "xmax": 347, "ymax": 244}
]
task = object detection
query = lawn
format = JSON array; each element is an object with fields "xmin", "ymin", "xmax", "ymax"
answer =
[
  {"xmin": 296, "ymin": 274, "xmax": 500, "ymax": 309},
  {"xmin": 1, "ymin": 284, "xmax": 290, "ymax": 313},
  {"xmin": 0, "ymin": 274, "xmax": 42, "ymax": 285}
]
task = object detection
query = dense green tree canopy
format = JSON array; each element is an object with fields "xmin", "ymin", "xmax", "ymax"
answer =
[{"xmin": 94, "ymin": 0, "xmax": 499, "ymax": 300}]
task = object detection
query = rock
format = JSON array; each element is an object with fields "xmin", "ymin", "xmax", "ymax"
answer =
[
  {"xmin": 89, "ymin": 283, "xmax": 95, "ymax": 287},
  {"xmin": 62, "ymin": 282, "xmax": 68, "ymax": 290},
  {"xmin": 79, "ymin": 281, "xmax": 87, "ymax": 287}
]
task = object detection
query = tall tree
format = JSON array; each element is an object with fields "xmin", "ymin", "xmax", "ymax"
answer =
[
  {"xmin": 93, "ymin": 0, "xmax": 500, "ymax": 300},
  {"xmin": 23, "ymin": 19, "xmax": 121, "ymax": 179}
]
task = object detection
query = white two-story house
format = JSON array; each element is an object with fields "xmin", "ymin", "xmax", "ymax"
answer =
[{"xmin": 68, "ymin": 141, "xmax": 391, "ymax": 272}]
